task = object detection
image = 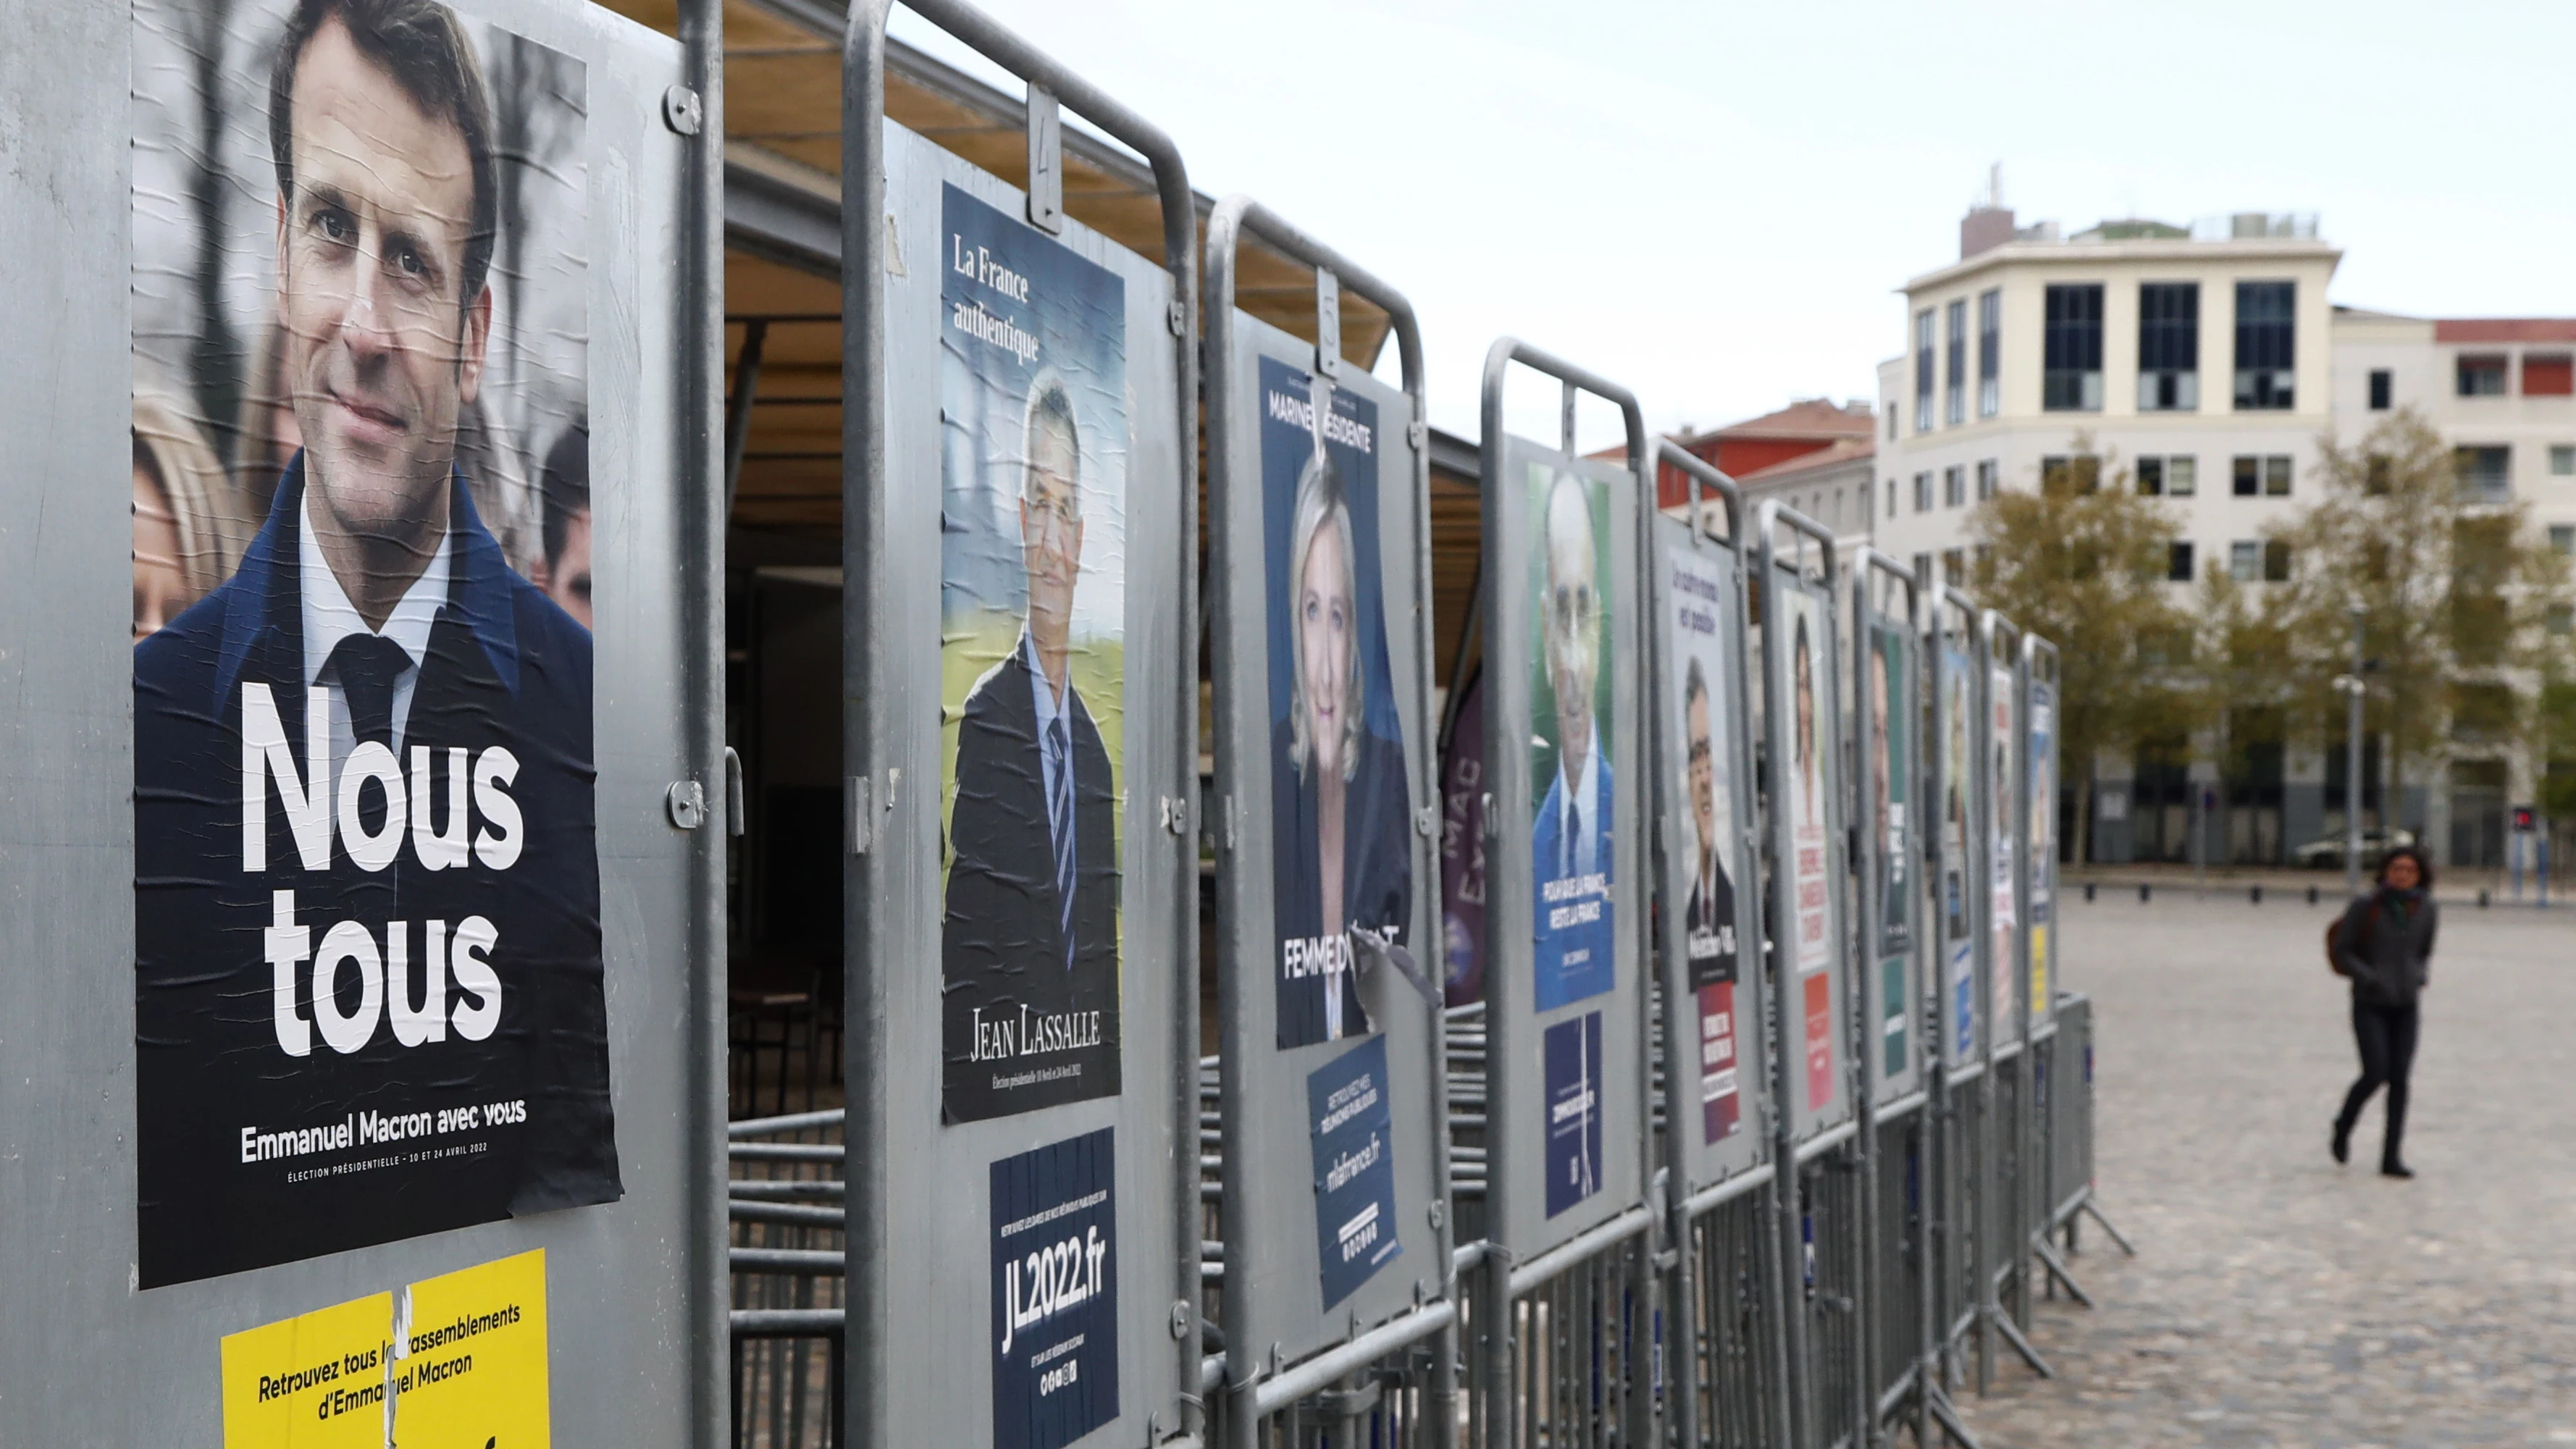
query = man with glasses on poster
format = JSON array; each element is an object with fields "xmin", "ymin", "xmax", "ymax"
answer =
[{"xmin": 133, "ymin": 0, "xmax": 613, "ymax": 1285}]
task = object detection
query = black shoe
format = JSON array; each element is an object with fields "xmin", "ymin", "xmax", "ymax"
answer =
[
  {"xmin": 2330, "ymin": 1123, "xmax": 2350, "ymax": 1165},
  {"xmin": 2380, "ymin": 1160, "xmax": 2413, "ymax": 1180}
]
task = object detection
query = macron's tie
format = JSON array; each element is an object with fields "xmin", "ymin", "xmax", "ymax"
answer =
[
  {"xmin": 330, "ymin": 634, "xmax": 411, "ymax": 749},
  {"xmin": 1566, "ymin": 797, "xmax": 1582, "ymax": 881}
]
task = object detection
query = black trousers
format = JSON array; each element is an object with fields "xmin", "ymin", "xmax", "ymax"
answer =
[{"xmin": 2335, "ymin": 999, "xmax": 2420, "ymax": 1163}]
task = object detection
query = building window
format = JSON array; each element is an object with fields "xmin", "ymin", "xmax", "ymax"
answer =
[
  {"xmin": 1912, "ymin": 551, "xmax": 1932, "ymax": 584},
  {"xmin": 2042, "ymin": 284, "xmax": 2105, "ymax": 411},
  {"xmin": 2262, "ymin": 539, "xmax": 2291, "ymax": 581},
  {"xmin": 2366, "ymin": 454, "xmax": 2392, "ymax": 494},
  {"xmin": 1977, "ymin": 289, "xmax": 2001, "ymax": 417},
  {"xmin": 2553, "ymin": 445, "xmax": 2575, "ymax": 476},
  {"xmin": 2551, "ymin": 604, "xmax": 2576, "ymax": 637},
  {"xmin": 2137, "ymin": 454, "xmax": 2197, "ymax": 497},
  {"xmin": 2232, "ymin": 280, "xmax": 2296, "ymax": 410},
  {"xmin": 1943, "ymin": 465, "xmax": 1965, "ymax": 508},
  {"xmin": 2042, "ymin": 454, "xmax": 2100, "ymax": 493},
  {"xmin": 2548, "ymin": 524, "xmax": 2574, "ymax": 555},
  {"xmin": 2168, "ymin": 541, "xmax": 2195, "ymax": 581},
  {"xmin": 1886, "ymin": 478, "xmax": 1897, "ymax": 516},
  {"xmin": 1885, "ymin": 403, "xmax": 1897, "ymax": 440},
  {"xmin": 1975, "ymin": 458, "xmax": 1997, "ymax": 501},
  {"xmin": 1944, "ymin": 298, "xmax": 1967, "ymax": 426},
  {"xmin": 2457, "ymin": 354, "xmax": 2509, "ymax": 397},
  {"xmin": 2368, "ymin": 369, "xmax": 2392, "ymax": 411},
  {"xmin": 2231, "ymin": 455, "xmax": 2291, "ymax": 497},
  {"xmin": 2455, "ymin": 445, "xmax": 2511, "ymax": 502},
  {"xmin": 1913, "ymin": 471, "xmax": 1934, "ymax": 513},
  {"xmin": 2137, "ymin": 282, "xmax": 2199, "ymax": 411},
  {"xmin": 1941, "ymin": 547, "xmax": 1966, "ymax": 584},
  {"xmin": 2229, "ymin": 541, "xmax": 2260, "ymax": 581},
  {"xmin": 2526, "ymin": 353, "xmax": 2575, "ymax": 397},
  {"xmin": 1915, "ymin": 310, "xmax": 1935, "ymax": 432}
]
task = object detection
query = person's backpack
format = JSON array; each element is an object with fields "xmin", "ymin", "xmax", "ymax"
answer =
[{"xmin": 2324, "ymin": 898, "xmax": 2380, "ymax": 977}]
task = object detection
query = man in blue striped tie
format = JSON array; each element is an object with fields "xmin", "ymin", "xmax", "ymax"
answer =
[{"xmin": 941, "ymin": 370, "xmax": 1122, "ymax": 1123}]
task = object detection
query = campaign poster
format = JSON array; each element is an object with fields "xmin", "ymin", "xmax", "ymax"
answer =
[
  {"xmin": 1870, "ymin": 625, "xmax": 1911, "ymax": 1079},
  {"xmin": 1529, "ymin": 465, "xmax": 1616, "ymax": 1012},
  {"xmin": 1939, "ymin": 646, "xmax": 1976, "ymax": 1062},
  {"xmin": 939, "ymin": 182, "xmax": 1126, "ymax": 1122},
  {"xmin": 1666, "ymin": 547, "xmax": 1742, "ymax": 1145},
  {"xmin": 990, "ymin": 1128, "xmax": 1121, "ymax": 1449},
  {"xmin": 132, "ymin": 0, "xmax": 616, "ymax": 1288},
  {"xmin": 1988, "ymin": 667, "xmax": 2019, "ymax": 1043},
  {"xmin": 1542, "ymin": 1010, "xmax": 1605, "ymax": 1218},
  {"xmin": 2028, "ymin": 682, "xmax": 2057, "ymax": 1009},
  {"xmin": 1438, "ymin": 670, "xmax": 1489, "ymax": 1007},
  {"xmin": 1261, "ymin": 356, "xmax": 1412, "ymax": 1049},
  {"xmin": 1306, "ymin": 1036, "xmax": 1404, "ymax": 1309},
  {"xmin": 1774, "ymin": 585, "xmax": 1837, "ymax": 1109}
]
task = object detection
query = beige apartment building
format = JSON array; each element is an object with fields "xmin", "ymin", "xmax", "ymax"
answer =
[{"xmin": 1874, "ymin": 203, "xmax": 2576, "ymax": 870}]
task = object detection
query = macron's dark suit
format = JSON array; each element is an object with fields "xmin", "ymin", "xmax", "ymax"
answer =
[
  {"xmin": 133, "ymin": 457, "xmax": 616, "ymax": 1288},
  {"xmin": 941, "ymin": 640, "xmax": 1121, "ymax": 1122},
  {"xmin": 1270, "ymin": 723, "xmax": 1414, "ymax": 1048}
]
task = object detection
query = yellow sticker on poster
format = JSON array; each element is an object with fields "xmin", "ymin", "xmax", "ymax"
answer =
[
  {"xmin": 2030, "ymin": 925, "xmax": 2049, "ymax": 1007},
  {"xmin": 395, "ymin": 1248, "xmax": 552, "ymax": 1446},
  {"xmin": 220, "ymin": 1290, "xmax": 394, "ymax": 1447},
  {"xmin": 219, "ymin": 1251, "xmax": 550, "ymax": 1447}
]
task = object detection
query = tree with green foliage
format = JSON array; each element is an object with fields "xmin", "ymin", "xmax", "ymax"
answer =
[
  {"xmin": 1966, "ymin": 440, "xmax": 2203, "ymax": 861},
  {"xmin": 2255, "ymin": 408, "xmax": 2569, "ymax": 834}
]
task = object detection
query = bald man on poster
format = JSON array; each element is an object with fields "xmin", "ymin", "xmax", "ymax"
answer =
[{"xmin": 1530, "ymin": 473, "xmax": 1615, "ymax": 1011}]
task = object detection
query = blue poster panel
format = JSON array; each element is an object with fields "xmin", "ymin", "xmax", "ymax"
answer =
[
  {"xmin": 990, "ymin": 1127, "xmax": 1120, "ymax": 1449},
  {"xmin": 1259, "ymin": 356, "xmax": 1413, "ymax": 1049},
  {"xmin": 1528, "ymin": 464, "xmax": 1616, "ymax": 1012},
  {"xmin": 1542, "ymin": 1011, "xmax": 1604, "ymax": 1217},
  {"xmin": 937, "ymin": 182, "xmax": 1128, "ymax": 1124},
  {"xmin": 1306, "ymin": 1036, "xmax": 1404, "ymax": 1309}
]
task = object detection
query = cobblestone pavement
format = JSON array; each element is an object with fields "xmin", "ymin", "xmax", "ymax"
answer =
[{"xmin": 1951, "ymin": 893, "xmax": 2576, "ymax": 1448}]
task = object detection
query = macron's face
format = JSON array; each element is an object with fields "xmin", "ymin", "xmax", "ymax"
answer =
[
  {"xmin": 277, "ymin": 17, "xmax": 488, "ymax": 543},
  {"xmin": 1544, "ymin": 481, "xmax": 1600, "ymax": 779}
]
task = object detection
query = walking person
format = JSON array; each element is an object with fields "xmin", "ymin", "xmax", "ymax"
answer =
[{"xmin": 2330, "ymin": 846, "xmax": 2437, "ymax": 1178}]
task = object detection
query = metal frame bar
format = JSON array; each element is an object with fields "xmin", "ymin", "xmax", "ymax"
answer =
[
  {"xmin": 676, "ymin": 3, "xmax": 731, "ymax": 1445},
  {"xmin": 839, "ymin": 7, "xmax": 1201, "ymax": 1445},
  {"xmin": 1202, "ymin": 193, "xmax": 1457, "ymax": 1449},
  {"xmin": 1474, "ymin": 337, "xmax": 1653, "ymax": 1449}
]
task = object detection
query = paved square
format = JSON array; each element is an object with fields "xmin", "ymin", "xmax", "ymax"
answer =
[{"xmin": 1954, "ymin": 893, "xmax": 2576, "ymax": 1448}]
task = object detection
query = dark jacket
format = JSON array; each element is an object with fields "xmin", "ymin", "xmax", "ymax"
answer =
[
  {"xmin": 2334, "ymin": 889, "xmax": 2436, "ymax": 1008},
  {"xmin": 941, "ymin": 639, "xmax": 1121, "ymax": 1121},
  {"xmin": 133, "ymin": 457, "xmax": 615, "ymax": 1288},
  {"xmin": 1270, "ymin": 721, "xmax": 1414, "ymax": 1047}
]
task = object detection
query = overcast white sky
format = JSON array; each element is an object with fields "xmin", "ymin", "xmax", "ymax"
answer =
[{"xmin": 890, "ymin": 0, "xmax": 2576, "ymax": 449}]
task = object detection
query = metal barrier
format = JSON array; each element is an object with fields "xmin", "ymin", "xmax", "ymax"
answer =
[{"xmin": 728, "ymin": 1107, "xmax": 849, "ymax": 1449}]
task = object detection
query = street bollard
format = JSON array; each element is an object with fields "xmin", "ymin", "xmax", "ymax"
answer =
[
  {"xmin": 2249, "ymin": 886, "xmax": 2262, "ymax": 904},
  {"xmin": 2139, "ymin": 883, "xmax": 2151, "ymax": 903},
  {"xmin": 2084, "ymin": 882, "xmax": 2096, "ymax": 903},
  {"xmin": 2306, "ymin": 885, "xmax": 2319, "ymax": 905}
]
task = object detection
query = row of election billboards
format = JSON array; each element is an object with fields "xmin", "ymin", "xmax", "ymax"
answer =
[{"xmin": 0, "ymin": 0, "xmax": 2074, "ymax": 1442}]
